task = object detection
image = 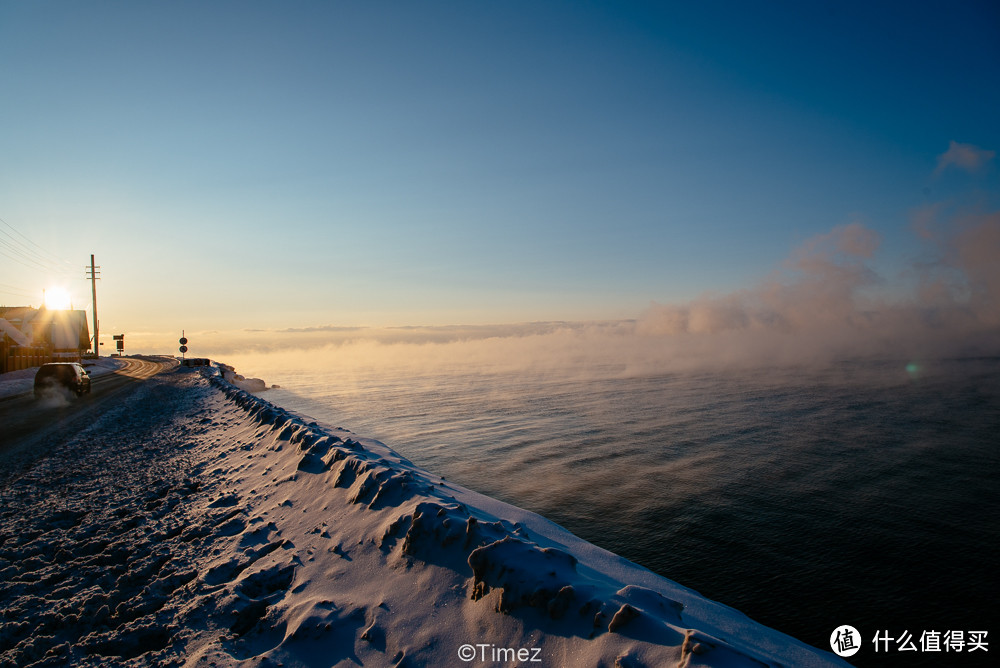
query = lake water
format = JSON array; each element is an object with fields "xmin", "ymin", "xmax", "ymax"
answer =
[{"xmin": 236, "ymin": 353, "xmax": 1000, "ymax": 665}]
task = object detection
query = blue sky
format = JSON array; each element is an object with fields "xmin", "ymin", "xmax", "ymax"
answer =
[{"xmin": 1, "ymin": 1, "xmax": 997, "ymax": 346}]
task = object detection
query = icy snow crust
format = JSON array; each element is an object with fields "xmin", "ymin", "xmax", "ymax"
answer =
[{"xmin": 0, "ymin": 366, "xmax": 846, "ymax": 667}]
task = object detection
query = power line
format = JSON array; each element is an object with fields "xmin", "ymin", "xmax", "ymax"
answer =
[
  {"xmin": 0, "ymin": 281, "xmax": 37, "ymax": 294},
  {"xmin": 0, "ymin": 234, "xmax": 75, "ymax": 274},
  {"xmin": 0, "ymin": 289, "xmax": 38, "ymax": 304},
  {"xmin": 0, "ymin": 286, "xmax": 37, "ymax": 301},
  {"xmin": 0, "ymin": 216, "xmax": 75, "ymax": 271},
  {"xmin": 0, "ymin": 217, "xmax": 77, "ymax": 276},
  {"xmin": 0, "ymin": 244, "xmax": 65, "ymax": 274},
  {"xmin": 0, "ymin": 217, "xmax": 83, "ymax": 310}
]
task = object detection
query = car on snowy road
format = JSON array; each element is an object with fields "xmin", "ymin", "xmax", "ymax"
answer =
[{"xmin": 33, "ymin": 362, "xmax": 92, "ymax": 399}]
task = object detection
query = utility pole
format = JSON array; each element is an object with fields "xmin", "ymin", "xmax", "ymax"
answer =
[{"xmin": 86, "ymin": 255, "xmax": 100, "ymax": 356}]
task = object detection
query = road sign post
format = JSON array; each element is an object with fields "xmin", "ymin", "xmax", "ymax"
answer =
[{"xmin": 179, "ymin": 331, "xmax": 188, "ymax": 360}]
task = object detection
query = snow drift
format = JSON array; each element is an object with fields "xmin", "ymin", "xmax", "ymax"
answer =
[{"xmin": 0, "ymin": 364, "xmax": 847, "ymax": 666}]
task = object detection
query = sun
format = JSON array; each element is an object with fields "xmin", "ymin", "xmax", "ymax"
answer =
[{"xmin": 44, "ymin": 286, "xmax": 73, "ymax": 310}]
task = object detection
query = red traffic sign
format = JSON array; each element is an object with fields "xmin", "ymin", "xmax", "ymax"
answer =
[
  {"xmin": 179, "ymin": 345, "xmax": 188, "ymax": 353},
  {"xmin": 179, "ymin": 337, "xmax": 188, "ymax": 345}
]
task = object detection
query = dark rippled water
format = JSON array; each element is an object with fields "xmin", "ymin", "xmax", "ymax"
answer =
[{"xmin": 262, "ymin": 357, "xmax": 1000, "ymax": 665}]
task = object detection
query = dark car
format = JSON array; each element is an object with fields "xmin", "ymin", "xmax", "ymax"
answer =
[{"xmin": 34, "ymin": 362, "xmax": 92, "ymax": 398}]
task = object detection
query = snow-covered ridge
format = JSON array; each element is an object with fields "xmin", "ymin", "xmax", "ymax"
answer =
[
  {"xmin": 203, "ymin": 367, "xmax": 846, "ymax": 667},
  {"xmin": 0, "ymin": 363, "xmax": 846, "ymax": 665}
]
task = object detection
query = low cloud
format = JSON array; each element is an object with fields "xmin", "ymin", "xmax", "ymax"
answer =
[
  {"xmin": 637, "ymin": 213, "xmax": 999, "ymax": 364},
  {"xmin": 141, "ymin": 211, "xmax": 998, "ymax": 378},
  {"xmin": 935, "ymin": 141, "xmax": 996, "ymax": 176},
  {"xmin": 139, "ymin": 143, "xmax": 998, "ymax": 375},
  {"xmin": 216, "ymin": 207, "xmax": 997, "ymax": 381}
]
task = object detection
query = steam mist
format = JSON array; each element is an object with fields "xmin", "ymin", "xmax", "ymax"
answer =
[
  {"xmin": 33, "ymin": 381, "xmax": 75, "ymax": 409},
  {"xmin": 637, "ymin": 212, "xmax": 999, "ymax": 365},
  {"xmin": 201, "ymin": 201, "xmax": 1000, "ymax": 385}
]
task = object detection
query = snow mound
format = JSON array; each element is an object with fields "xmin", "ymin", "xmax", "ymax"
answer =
[
  {"xmin": 202, "ymin": 370, "xmax": 846, "ymax": 667},
  {"xmin": 0, "ymin": 365, "xmax": 847, "ymax": 667},
  {"xmin": 217, "ymin": 362, "xmax": 271, "ymax": 392}
]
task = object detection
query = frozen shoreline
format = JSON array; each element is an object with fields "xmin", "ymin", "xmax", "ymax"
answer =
[{"xmin": 0, "ymin": 363, "xmax": 846, "ymax": 666}]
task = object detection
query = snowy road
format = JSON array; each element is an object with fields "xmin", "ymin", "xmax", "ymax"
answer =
[
  {"xmin": 0, "ymin": 363, "xmax": 214, "ymax": 666},
  {"xmin": 0, "ymin": 356, "xmax": 177, "ymax": 467}
]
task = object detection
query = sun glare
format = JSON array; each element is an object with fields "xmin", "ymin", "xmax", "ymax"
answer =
[{"xmin": 44, "ymin": 286, "xmax": 73, "ymax": 310}]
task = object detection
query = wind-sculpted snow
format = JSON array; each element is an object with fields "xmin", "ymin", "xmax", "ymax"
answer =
[{"xmin": 0, "ymin": 365, "xmax": 848, "ymax": 667}]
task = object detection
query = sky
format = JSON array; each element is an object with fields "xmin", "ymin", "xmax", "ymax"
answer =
[{"xmin": 1, "ymin": 1, "xmax": 998, "ymax": 355}]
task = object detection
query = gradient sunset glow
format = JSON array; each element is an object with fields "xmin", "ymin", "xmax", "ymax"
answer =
[{"xmin": 0, "ymin": 2, "xmax": 996, "ymax": 355}]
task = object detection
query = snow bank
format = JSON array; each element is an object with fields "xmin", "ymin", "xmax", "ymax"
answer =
[
  {"xmin": 218, "ymin": 362, "xmax": 272, "ymax": 393},
  {"xmin": 193, "ymin": 369, "xmax": 845, "ymax": 666},
  {"xmin": 0, "ymin": 364, "xmax": 847, "ymax": 666}
]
